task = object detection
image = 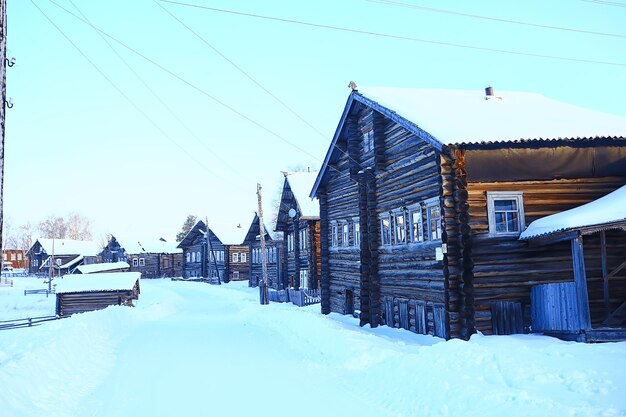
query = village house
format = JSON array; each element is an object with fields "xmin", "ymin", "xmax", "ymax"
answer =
[
  {"xmin": 311, "ymin": 86, "xmax": 626, "ymax": 341},
  {"xmin": 275, "ymin": 171, "xmax": 321, "ymax": 290},
  {"xmin": 2, "ymin": 249, "xmax": 27, "ymax": 270},
  {"xmin": 217, "ymin": 224, "xmax": 250, "ymax": 283},
  {"xmin": 244, "ymin": 213, "xmax": 286, "ymax": 289},
  {"xmin": 177, "ymin": 220, "xmax": 226, "ymax": 281},
  {"xmin": 26, "ymin": 239, "xmax": 101, "ymax": 276},
  {"xmin": 100, "ymin": 236, "xmax": 183, "ymax": 278}
]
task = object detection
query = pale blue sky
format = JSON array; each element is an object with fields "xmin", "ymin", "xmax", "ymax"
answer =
[{"xmin": 5, "ymin": 0, "xmax": 626, "ymax": 242}]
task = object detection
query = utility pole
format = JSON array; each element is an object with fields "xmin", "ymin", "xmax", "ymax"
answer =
[
  {"xmin": 257, "ymin": 183, "xmax": 269, "ymax": 304},
  {"xmin": 205, "ymin": 217, "xmax": 221, "ymax": 285},
  {"xmin": 0, "ymin": 0, "xmax": 8, "ymax": 262}
]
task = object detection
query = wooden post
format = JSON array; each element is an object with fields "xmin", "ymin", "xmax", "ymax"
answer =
[
  {"xmin": 571, "ymin": 236, "xmax": 592, "ymax": 331},
  {"xmin": 600, "ymin": 230, "xmax": 609, "ymax": 318},
  {"xmin": 205, "ymin": 218, "xmax": 221, "ymax": 285},
  {"xmin": 257, "ymin": 184, "xmax": 269, "ymax": 304},
  {"xmin": 0, "ymin": 0, "xmax": 6, "ymax": 263}
]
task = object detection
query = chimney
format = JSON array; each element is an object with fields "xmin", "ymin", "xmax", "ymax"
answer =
[{"xmin": 485, "ymin": 86, "xmax": 494, "ymax": 97}]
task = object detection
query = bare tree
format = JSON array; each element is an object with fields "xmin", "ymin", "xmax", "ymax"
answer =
[
  {"xmin": 2, "ymin": 216, "xmax": 18, "ymax": 249},
  {"xmin": 67, "ymin": 212, "xmax": 92, "ymax": 240},
  {"xmin": 38, "ymin": 215, "xmax": 67, "ymax": 239},
  {"xmin": 18, "ymin": 222, "xmax": 34, "ymax": 250}
]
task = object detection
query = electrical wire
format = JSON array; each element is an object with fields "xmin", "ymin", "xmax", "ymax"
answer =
[
  {"xmin": 67, "ymin": 0, "xmax": 234, "ymax": 175},
  {"xmin": 158, "ymin": 0, "xmax": 626, "ymax": 68},
  {"xmin": 30, "ymin": 0, "xmax": 220, "ymax": 179},
  {"xmin": 366, "ymin": 0, "xmax": 626, "ymax": 39},
  {"xmin": 582, "ymin": 0, "xmax": 626, "ymax": 7}
]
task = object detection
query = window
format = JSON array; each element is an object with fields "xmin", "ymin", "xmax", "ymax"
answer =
[
  {"xmin": 408, "ymin": 204, "xmax": 424, "ymax": 243},
  {"xmin": 353, "ymin": 218, "xmax": 360, "ymax": 247},
  {"xmin": 219, "ymin": 251, "xmax": 224, "ymax": 262},
  {"xmin": 17, "ymin": 253, "xmax": 22, "ymax": 260},
  {"xmin": 133, "ymin": 258, "xmax": 139, "ymax": 267},
  {"xmin": 287, "ymin": 233, "xmax": 294, "ymax": 252},
  {"xmin": 233, "ymin": 271, "xmax": 240, "ymax": 280},
  {"xmin": 232, "ymin": 253, "xmax": 239, "ymax": 263},
  {"xmin": 380, "ymin": 214, "xmax": 391, "ymax": 245},
  {"xmin": 33, "ymin": 259, "xmax": 39, "ymax": 267},
  {"xmin": 11, "ymin": 253, "xmax": 17, "ymax": 261},
  {"xmin": 425, "ymin": 201, "xmax": 442, "ymax": 241},
  {"xmin": 393, "ymin": 210, "xmax": 407, "ymax": 245},
  {"xmin": 56, "ymin": 258, "xmax": 62, "ymax": 266},
  {"xmin": 139, "ymin": 258, "xmax": 145, "ymax": 267},
  {"xmin": 163, "ymin": 258, "xmax": 169, "ymax": 268},
  {"xmin": 363, "ymin": 130, "xmax": 374, "ymax": 152},
  {"xmin": 186, "ymin": 252, "xmax": 191, "ymax": 263},
  {"xmin": 486, "ymin": 191, "xmax": 525, "ymax": 235},
  {"xmin": 241, "ymin": 253, "xmax": 247, "ymax": 263},
  {"xmin": 191, "ymin": 252, "xmax": 196, "ymax": 263},
  {"xmin": 331, "ymin": 223, "xmax": 339, "ymax": 247},
  {"xmin": 342, "ymin": 223, "xmax": 349, "ymax": 247},
  {"xmin": 300, "ymin": 229, "xmax": 307, "ymax": 251},
  {"xmin": 196, "ymin": 251, "xmax": 201, "ymax": 262}
]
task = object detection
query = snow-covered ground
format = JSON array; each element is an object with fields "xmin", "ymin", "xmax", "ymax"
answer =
[{"xmin": 1, "ymin": 279, "xmax": 625, "ymax": 417}]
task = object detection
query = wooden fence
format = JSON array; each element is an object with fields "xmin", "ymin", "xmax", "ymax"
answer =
[{"xmin": 288, "ymin": 289, "xmax": 321, "ymax": 307}]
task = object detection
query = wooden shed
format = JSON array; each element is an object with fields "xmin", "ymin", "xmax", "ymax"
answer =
[
  {"xmin": 55, "ymin": 272, "xmax": 141, "ymax": 316},
  {"xmin": 311, "ymin": 86, "xmax": 626, "ymax": 340}
]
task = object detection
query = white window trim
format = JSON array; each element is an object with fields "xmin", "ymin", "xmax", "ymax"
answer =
[
  {"xmin": 232, "ymin": 253, "xmax": 239, "ymax": 263},
  {"xmin": 352, "ymin": 217, "xmax": 360, "ymax": 247},
  {"xmin": 379, "ymin": 213, "xmax": 392, "ymax": 246},
  {"xmin": 341, "ymin": 222, "xmax": 350, "ymax": 247},
  {"xmin": 241, "ymin": 253, "xmax": 247, "ymax": 263},
  {"xmin": 139, "ymin": 258, "xmax": 145, "ymax": 267},
  {"xmin": 330, "ymin": 221, "xmax": 339, "ymax": 248},
  {"xmin": 424, "ymin": 197, "xmax": 442, "ymax": 241},
  {"xmin": 391, "ymin": 208, "xmax": 407, "ymax": 245},
  {"xmin": 486, "ymin": 191, "xmax": 525, "ymax": 236},
  {"xmin": 407, "ymin": 203, "xmax": 424, "ymax": 243}
]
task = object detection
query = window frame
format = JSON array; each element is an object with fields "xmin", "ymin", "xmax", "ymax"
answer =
[
  {"xmin": 407, "ymin": 203, "xmax": 424, "ymax": 243},
  {"xmin": 232, "ymin": 252, "xmax": 239, "ymax": 263},
  {"xmin": 424, "ymin": 198, "xmax": 442, "ymax": 241},
  {"xmin": 132, "ymin": 258, "xmax": 139, "ymax": 267},
  {"xmin": 341, "ymin": 222, "xmax": 350, "ymax": 247},
  {"xmin": 486, "ymin": 191, "xmax": 525, "ymax": 236},
  {"xmin": 392, "ymin": 209, "xmax": 407, "ymax": 245},
  {"xmin": 331, "ymin": 222, "xmax": 339, "ymax": 248},
  {"xmin": 379, "ymin": 213, "xmax": 392, "ymax": 246},
  {"xmin": 352, "ymin": 217, "xmax": 360, "ymax": 247},
  {"xmin": 241, "ymin": 252, "xmax": 247, "ymax": 263},
  {"xmin": 363, "ymin": 129, "xmax": 374, "ymax": 153},
  {"xmin": 139, "ymin": 258, "xmax": 145, "ymax": 267}
]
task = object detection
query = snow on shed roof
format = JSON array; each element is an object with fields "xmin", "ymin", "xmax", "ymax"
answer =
[
  {"xmin": 520, "ymin": 184, "xmax": 626, "ymax": 241},
  {"xmin": 357, "ymin": 87, "xmax": 626, "ymax": 145},
  {"xmin": 36, "ymin": 239, "xmax": 100, "ymax": 256},
  {"xmin": 286, "ymin": 172, "xmax": 319, "ymax": 218},
  {"xmin": 55, "ymin": 272, "xmax": 141, "ymax": 294},
  {"xmin": 75, "ymin": 262, "xmax": 130, "ymax": 274}
]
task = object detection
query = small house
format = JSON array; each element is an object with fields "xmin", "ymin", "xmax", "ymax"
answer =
[
  {"xmin": 244, "ymin": 213, "xmax": 286, "ymax": 289},
  {"xmin": 100, "ymin": 236, "xmax": 183, "ymax": 278},
  {"xmin": 26, "ymin": 239, "xmax": 100, "ymax": 276},
  {"xmin": 55, "ymin": 272, "xmax": 141, "ymax": 316},
  {"xmin": 212, "ymin": 223, "xmax": 250, "ymax": 283},
  {"xmin": 177, "ymin": 220, "xmax": 225, "ymax": 281},
  {"xmin": 275, "ymin": 171, "xmax": 321, "ymax": 290},
  {"xmin": 311, "ymin": 86, "xmax": 626, "ymax": 340}
]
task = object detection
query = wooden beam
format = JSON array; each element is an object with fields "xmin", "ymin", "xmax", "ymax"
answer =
[
  {"xmin": 601, "ymin": 230, "xmax": 609, "ymax": 318},
  {"xmin": 571, "ymin": 236, "xmax": 591, "ymax": 331},
  {"xmin": 607, "ymin": 260, "xmax": 626, "ymax": 280}
]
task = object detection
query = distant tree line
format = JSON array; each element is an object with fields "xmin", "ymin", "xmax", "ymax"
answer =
[{"xmin": 3, "ymin": 212, "xmax": 93, "ymax": 250}]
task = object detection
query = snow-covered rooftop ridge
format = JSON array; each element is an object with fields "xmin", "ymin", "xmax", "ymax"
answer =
[
  {"xmin": 286, "ymin": 171, "xmax": 320, "ymax": 218},
  {"xmin": 120, "ymin": 239, "xmax": 182, "ymax": 255},
  {"xmin": 520, "ymin": 184, "xmax": 626, "ymax": 240},
  {"xmin": 210, "ymin": 221, "xmax": 248, "ymax": 245},
  {"xmin": 55, "ymin": 272, "xmax": 141, "ymax": 294},
  {"xmin": 36, "ymin": 239, "xmax": 101, "ymax": 256},
  {"xmin": 75, "ymin": 262, "xmax": 130, "ymax": 274},
  {"xmin": 357, "ymin": 87, "xmax": 626, "ymax": 144}
]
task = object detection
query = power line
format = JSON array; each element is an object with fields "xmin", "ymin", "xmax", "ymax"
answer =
[
  {"xmin": 68, "ymin": 0, "xmax": 234, "ymax": 175},
  {"xmin": 152, "ymin": 0, "xmax": 330, "ymax": 142},
  {"xmin": 153, "ymin": 0, "xmax": 368, "ymax": 174},
  {"xmin": 581, "ymin": 0, "xmax": 626, "ymax": 7},
  {"xmin": 30, "ymin": 0, "xmax": 220, "ymax": 179},
  {"xmin": 45, "ymin": 0, "xmax": 328, "ymax": 169},
  {"xmin": 366, "ymin": 0, "xmax": 626, "ymax": 39},
  {"xmin": 158, "ymin": 0, "xmax": 626, "ymax": 68}
]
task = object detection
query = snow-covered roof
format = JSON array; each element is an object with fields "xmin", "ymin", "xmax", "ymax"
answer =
[
  {"xmin": 75, "ymin": 262, "xmax": 130, "ymax": 274},
  {"xmin": 121, "ymin": 239, "xmax": 182, "ymax": 255},
  {"xmin": 520, "ymin": 184, "xmax": 626, "ymax": 240},
  {"xmin": 357, "ymin": 87, "xmax": 626, "ymax": 144},
  {"xmin": 58, "ymin": 256, "xmax": 83, "ymax": 269},
  {"xmin": 36, "ymin": 239, "xmax": 100, "ymax": 256},
  {"xmin": 286, "ymin": 172, "xmax": 320, "ymax": 218},
  {"xmin": 55, "ymin": 272, "xmax": 141, "ymax": 294}
]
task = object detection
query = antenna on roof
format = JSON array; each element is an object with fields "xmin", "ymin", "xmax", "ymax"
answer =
[{"xmin": 348, "ymin": 81, "xmax": 358, "ymax": 91}]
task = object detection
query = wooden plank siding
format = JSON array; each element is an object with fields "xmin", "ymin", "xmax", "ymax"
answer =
[
  {"xmin": 465, "ymin": 176, "xmax": 626, "ymax": 334},
  {"xmin": 128, "ymin": 252, "xmax": 183, "ymax": 278},
  {"xmin": 322, "ymin": 106, "xmax": 451, "ymax": 336},
  {"xmin": 225, "ymin": 245, "xmax": 250, "ymax": 282}
]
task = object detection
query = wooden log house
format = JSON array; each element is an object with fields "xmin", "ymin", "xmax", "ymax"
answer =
[
  {"xmin": 100, "ymin": 236, "xmax": 183, "ymax": 278},
  {"xmin": 275, "ymin": 171, "xmax": 321, "ymax": 290},
  {"xmin": 177, "ymin": 220, "xmax": 226, "ymax": 281},
  {"xmin": 217, "ymin": 224, "xmax": 250, "ymax": 283},
  {"xmin": 310, "ymin": 86, "xmax": 626, "ymax": 340},
  {"xmin": 244, "ymin": 213, "xmax": 286, "ymax": 289},
  {"xmin": 55, "ymin": 272, "xmax": 141, "ymax": 316},
  {"xmin": 26, "ymin": 239, "xmax": 100, "ymax": 276}
]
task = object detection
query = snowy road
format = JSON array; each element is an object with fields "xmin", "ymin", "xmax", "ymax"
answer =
[{"xmin": 2, "ymin": 279, "xmax": 626, "ymax": 417}]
